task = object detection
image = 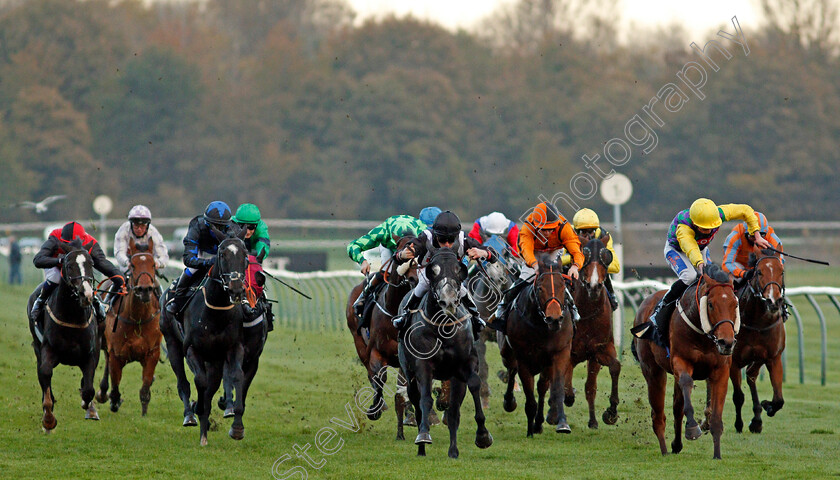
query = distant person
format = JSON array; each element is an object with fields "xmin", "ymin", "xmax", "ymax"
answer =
[
  {"xmin": 467, "ymin": 211, "xmax": 520, "ymax": 256},
  {"xmin": 113, "ymin": 205, "xmax": 169, "ymax": 271},
  {"xmin": 8, "ymin": 235, "xmax": 22, "ymax": 285},
  {"xmin": 722, "ymin": 211, "xmax": 784, "ymax": 288}
]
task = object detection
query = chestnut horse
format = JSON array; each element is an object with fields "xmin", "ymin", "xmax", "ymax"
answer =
[
  {"xmin": 633, "ymin": 264, "xmax": 739, "ymax": 459},
  {"xmin": 729, "ymin": 248, "xmax": 786, "ymax": 433},
  {"xmin": 345, "ymin": 235, "xmax": 418, "ymax": 440},
  {"xmin": 499, "ymin": 252, "xmax": 574, "ymax": 436},
  {"xmin": 28, "ymin": 242, "xmax": 100, "ymax": 430},
  {"xmin": 98, "ymin": 238, "xmax": 162, "ymax": 415},
  {"xmin": 565, "ymin": 235, "xmax": 621, "ymax": 429}
]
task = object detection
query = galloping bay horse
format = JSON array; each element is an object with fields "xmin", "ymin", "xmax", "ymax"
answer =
[
  {"xmin": 98, "ymin": 237, "xmax": 162, "ymax": 415},
  {"xmin": 499, "ymin": 252, "xmax": 575, "ymax": 436},
  {"xmin": 566, "ymin": 234, "xmax": 621, "ymax": 429},
  {"xmin": 633, "ymin": 263, "xmax": 739, "ymax": 459},
  {"xmin": 28, "ymin": 241, "xmax": 101, "ymax": 430}
]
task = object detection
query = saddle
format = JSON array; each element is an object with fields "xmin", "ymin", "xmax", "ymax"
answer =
[{"xmin": 356, "ymin": 280, "xmax": 388, "ymax": 335}]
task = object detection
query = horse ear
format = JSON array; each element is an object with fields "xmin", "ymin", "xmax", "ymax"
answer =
[
  {"xmin": 147, "ymin": 236, "xmax": 154, "ymax": 253},
  {"xmin": 236, "ymin": 224, "xmax": 248, "ymax": 240},
  {"xmin": 600, "ymin": 232, "xmax": 610, "ymax": 245},
  {"xmin": 128, "ymin": 237, "xmax": 136, "ymax": 253},
  {"xmin": 427, "ymin": 264, "xmax": 441, "ymax": 279},
  {"xmin": 459, "ymin": 262, "xmax": 468, "ymax": 282},
  {"xmin": 748, "ymin": 252, "xmax": 757, "ymax": 268},
  {"xmin": 209, "ymin": 224, "xmax": 225, "ymax": 239}
]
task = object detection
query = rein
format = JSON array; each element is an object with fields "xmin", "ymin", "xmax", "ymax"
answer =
[
  {"xmin": 46, "ymin": 303, "xmax": 94, "ymax": 329},
  {"xmin": 677, "ymin": 280, "xmax": 739, "ymax": 341},
  {"xmin": 199, "ymin": 286, "xmax": 237, "ymax": 311}
]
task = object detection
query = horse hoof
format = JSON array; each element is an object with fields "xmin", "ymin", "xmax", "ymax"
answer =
[
  {"xmin": 546, "ymin": 407, "xmax": 558, "ymax": 425},
  {"xmin": 366, "ymin": 409, "xmax": 382, "ymax": 421},
  {"xmin": 141, "ymin": 404, "xmax": 148, "ymax": 417},
  {"xmin": 761, "ymin": 400, "xmax": 781, "ymax": 417},
  {"xmin": 86, "ymin": 407, "xmax": 100, "ymax": 421},
  {"xmin": 588, "ymin": 419, "xmax": 599, "ymax": 429},
  {"xmin": 428, "ymin": 410, "xmax": 441, "ymax": 426},
  {"xmin": 685, "ymin": 424, "xmax": 702, "ymax": 440},
  {"xmin": 602, "ymin": 409, "xmax": 618, "ymax": 425},
  {"xmin": 475, "ymin": 432, "xmax": 493, "ymax": 449},
  {"xmin": 749, "ymin": 419, "xmax": 763, "ymax": 434},
  {"xmin": 217, "ymin": 396, "xmax": 227, "ymax": 412},
  {"xmin": 200, "ymin": 436, "xmax": 208, "ymax": 446},
  {"xmin": 229, "ymin": 426, "xmax": 245, "ymax": 440},
  {"xmin": 448, "ymin": 447, "xmax": 459, "ymax": 459},
  {"xmin": 564, "ymin": 394, "xmax": 575, "ymax": 407},
  {"xmin": 556, "ymin": 422, "xmax": 571, "ymax": 434},
  {"xmin": 396, "ymin": 432, "xmax": 405, "ymax": 441},
  {"xmin": 734, "ymin": 419, "xmax": 744, "ymax": 433},
  {"xmin": 403, "ymin": 412, "xmax": 417, "ymax": 427},
  {"xmin": 481, "ymin": 396, "xmax": 490, "ymax": 411},
  {"xmin": 503, "ymin": 396, "xmax": 517, "ymax": 413},
  {"xmin": 442, "ymin": 411, "xmax": 448, "ymax": 426},
  {"xmin": 42, "ymin": 413, "xmax": 57, "ymax": 431},
  {"xmin": 700, "ymin": 419, "xmax": 710, "ymax": 432},
  {"xmin": 224, "ymin": 407, "xmax": 235, "ymax": 418},
  {"xmin": 95, "ymin": 390, "xmax": 108, "ymax": 404},
  {"xmin": 415, "ymin": 432, "xmax": 432, "ymax": 445},
  {"xmin": 183, "ymin": 414, "xmax": 198, "ymax": 427},
  {"xmin": 533, "ymin": 423, "xmax": 543, "ymax": 434},
  {"xmin": 110, "ymin": 398, "xmax": 123, "ymax": 413},
  {"xmin": 671, "ymin": 439, "xmax": 683, "ymax": 454}
]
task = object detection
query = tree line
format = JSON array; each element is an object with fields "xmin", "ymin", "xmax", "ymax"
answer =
[{"xmin": 1, "ymin": 0, "xmax": 837, "ymax": 227}]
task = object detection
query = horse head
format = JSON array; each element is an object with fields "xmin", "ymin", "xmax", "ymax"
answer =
[
  {"xmin": 579, "ymin": 233, "xmax": 612, "ymax": 300},
  {"xmin": 698, "ymin": 263, "xmax": 739, "ymax": 356},
  {"xmin": 390, "ymin": 233, "xmax": 420, "ymax": 288},
  {"xmin": 426, "ymin": 248, "xmax": 467, "ymax": 317},
  {"xmin": 534, "ymin": 252, "xmax": 567, "ymax": 328},
  {"xmin": 747, "ymin": 248, "xmax": 785, "ymax": 314},
  {"xmin": 127, "ymin": 237, "xmax": 158, "ymax": 303},
  {"xmin": 211, "ymin": 227, "xmax": 249, "ymax": 304},
  {"xmin": 60, "ymin": 241, "xmax": 95, "ymax": 307}
]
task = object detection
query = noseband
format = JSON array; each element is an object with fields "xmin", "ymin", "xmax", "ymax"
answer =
[
  {"xmin": 532, "ymin": 265, "xmax": 566, "ymax": 323},
  {"xmin": 60, "ymin": 254, "xmax": 94, "ymax": 300},
  {"xmin": 747, "ymin": 255, "xmax": 785, "ymax": 308},
  {"xmin": 128, "ymin": 253, "xmax": 159, "ymax": 298},
  {"xmin": 677, "ymin": 280, "xmax": 739, "ymax": 344}
]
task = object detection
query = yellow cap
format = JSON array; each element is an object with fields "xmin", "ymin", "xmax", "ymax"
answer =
[
  {"xmin": 572, "ymin": 208, "xmax": 600, "ymax": 230},
  {"xmin": 689, "ymin": 198, "xmax": 722, "ymax": 229}
]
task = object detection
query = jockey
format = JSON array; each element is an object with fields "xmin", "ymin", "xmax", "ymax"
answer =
[
  {"xmin": 231, "ymin": 203, "xmax": 274, "ymax": 331},
  {"xmin": 164, "ymin": 201, "xmax": 236, "ymax": 317},
  {"xmin": 631, "ymin": 198, "xmax": 771, "ymax": 343},
  {"xmin": 392, "ymin": 210, "xmax": 497, "ymax": 342},
  {"xmin": 30, "ymin": 221, "xmax": 125, "ymax": 323},
  {"xmin": 347, "ymin": 208, "xmax": 436, "ymax": 322},
  {"xmin": 722, "ymin": 211, "xmax": 784, "ymax": 288},
  {"xmin": 561, "ymin": 208, "xmax": 620, "ymax": 310},
  {"xmin": 489, "ymin": 202, "xmax": 583, "ymax": 331},
  {"xmin": 113, "ymin": 205, "xmax": 169, "ymax": 271},
  {"xmin": 467, "ymin": 211, "xmax": 520, "ymax": 256},
  {"xmin": 231, "ymin": 203, "xmax": 270, "ymax": 263}
]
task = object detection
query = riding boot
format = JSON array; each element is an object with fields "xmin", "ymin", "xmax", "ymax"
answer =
[
  {"xmin": 631, "ymin": 279, "xmax": 688, "ymax": 342},
  {"xmin": 265, "ymin": 301, "xmax": 275, "ymax": 332},
  {"xmin": 93, "ymin": 296, "xmax": 108, "ymax": 322},
  {"xmin": 356, "ymin": 272, "xmax": 383, "ymax": 324},
  {"xmin": 165, "ymin": 271, "xmax": 196, "ymax": 316},
  {"xmin": 566, "ymin": 288, "xmax": 580, "ymax": 322},
  {"xmin": 604, "ymin": 275, "xmax": 619, "ymax": 311},
  {"xmin": 30, "ymin": 280, "xmax": 58, "ymax": 323},
  {"xmin": 488, "ymin": 278, "xmax": 527, "ymax": 332},
  {"xmin": 461, "ymin": 293, "xmax": 485, "ymax": 342},
  {"xmin": 393, "ymin": 293, "xmax": 422, "ymax": 331},
  {"xmin": 353, "ymin": 275, "xmax": 371, "ymax": 319}
]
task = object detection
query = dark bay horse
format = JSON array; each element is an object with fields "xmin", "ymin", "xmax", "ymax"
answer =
[
  {"xmin": 633, "ymin": 264, "xmax": 739, "ymax": 459},
  {"xmin": 728, "ymin": 249, "xmax": 786, "ymax": 433},
  {"xmin": 499, "ymin": 252, "xmax": 574, "ymax": 436},
  {"xmin": 566, "ymin": 235, "xmax": 621, "ymax": 429},
  {"xmin": 399, "ymin": 249, "xmax": 492, "ymax": 458},
  {"xmin": 218, "ymin": 254, "xmax": 268, "ymax": 419},
  {"xmin": 28, "ymin": 242, "xmax": 100, "ymax": 430},
  {"xmin": 98, "ymin": 238, "xmax": 162, "ymax": 415}
]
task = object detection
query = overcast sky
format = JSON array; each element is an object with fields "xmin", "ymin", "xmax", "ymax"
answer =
[{"xmin": 346, "ymin": 0, "xmax": 762, "ymax": 41}]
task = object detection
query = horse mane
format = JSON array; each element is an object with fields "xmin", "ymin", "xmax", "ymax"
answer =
[
  {"xmin": 704, "ymin": 263, "xmax": 730, "ymax": 283},
  {"xmin": 62, "ymin": 239, "xmax": 84, "ymax": 252},
  {"xmin": 431, "ymin": 247, "xmax": 458, "ymax": 263},
  {"xmin": 760, "ymin": 248, "xmax": 776, "ymax": 257},
  {"xmin": 536, "ymin": 251, "xmax": 560, "ymax": 267}
]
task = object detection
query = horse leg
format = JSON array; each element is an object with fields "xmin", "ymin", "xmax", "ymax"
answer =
[
  {"xmin": 670, "ymin": 375, "xmax": 685, "ymax": 454},
  {"xmin": 38, "ymin": 347, "xmax": 59, "ymax": 431},
  {"xmin": 534, "ymin": 374, "xmax": 549, "ymax": 433},
  {"xmin": 218, "ymin": 362, "xmax": 235, "ymax": 418},
  {"xmin": 745, "ymin": 363, "xmax": 763, "ymax": 433},
  {"xmin": 585, "ymin": 359, "xmax": 601, "ymax": 429},
  {"xmin": 674, "ymin": 359, "xmax": 701, "ymax": 442},
  {"xmin": 96, "ymin": 347, "xmax": 110, "ymax": 404},
  {"xmin": 708, "ymin": 368, "xmax": 729, "ymax": 459},
  {"xmin": 186, "ymin": 348, "xmax": 210, "ymax": 445},
  {"xmin": 467, "ymin": 368, "xmax": 492, "ymax": 449},
  {"xmin": 414, "ymin": 368, "xmax": 434, "ymax": 456},
  {"xmin": 642, "ymin": 363, "xmax": 668, "ymax": 455},
  {"xmin": 563, "ymin": 359, "xmax": 575, "ymax": 407},
  {"xmin": 599, "ymin": 346, "xmax": 621, "ymax": 426},
  {"xmin": 518, "ymin": 367, "xmax": 537, "ymax": 437},
  {"xmin": 228, "ymin": 344, "xmax": 246, "ymax": 440},
  {"xmin": 446, "ymin": 379, "xmax": 466, "ymax": 459},
  {"xmin": 730, "ymin": 366, "xmax": 745, "ymax": 433},
  {"xmin": 163, "ymin": 328, "xmax": 195, "ymax": 426},
  {"xmin": 550, "ymin": 355, "xmax": 571, "ymax": 434},
  {"xmin": 108, "ymin": 351, "xmax": 125, "ymax": 413},
  {"xmin": 366, "ymin": 350, "xmax": 386, "ymax": 421},
  {"xmin": 499, "ymin": 335, "xmax": 518, "ymax": 412},
  {"xmin": 395, "ymin": 390, "xmax": 406, "ymax": 441},
  {"xmin": 761, "ymin": 354, "xmax": 785, "ymax": 417},
  {"xmin": 139, "ymin": 347, "xmax": 160, "ymax": 416},
  {"xmin": 81, "ymin": 350, "xmax": 100, "ymax": 421},
  {"xmin": 502, "ymin": 364, "xmax": 518, "ymax": 413},
  {"xmin": 476, "ymin": 335, "xmax": 490, "ymax": 410}
]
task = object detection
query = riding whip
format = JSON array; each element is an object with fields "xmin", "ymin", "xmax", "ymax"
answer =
[
  {"xmin": 765, "ymin": 246, "xmax": 829, "ymax": 266},
  {"xmin": 260, "ymin": 269, "xmax": 313, "ymax": 300}
]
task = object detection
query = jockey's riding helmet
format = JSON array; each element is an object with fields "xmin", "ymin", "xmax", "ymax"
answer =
[
  {"xmin": 483, "ymin": 212, "xmax": 510, "ymax": 235},
  {"xmin": 531, "ymin": 202, "xmax": 562, "ymax": 229},
  {"xmin": 204, "ymin": 201, "xmax": 232, "ymax": 228},
  {"xmin": 232, "ymin": 203, "xmax": 261, "ymax": 225},
  {"xmin": 432, "ymin": 211, "xmax": 461, "ymax": 243},
  {"xmin": 572, "ymin": 208, "xmax": 600, "ymax": 231},
  {"xmin": 689, "ymin": 198, "xmax": 722, "ymax": 230},
  {"xmin": 128, "ymin": 205, "xmax": 152, "ymax": 225},
  {"xmin": 419, "ymin": 206, "xmax": 442, "ymax": 227}
]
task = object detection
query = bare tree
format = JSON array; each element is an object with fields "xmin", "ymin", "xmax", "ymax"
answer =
[{"xmin": 758, "ymin": 0, "xmax": 839, "ymax": 55}]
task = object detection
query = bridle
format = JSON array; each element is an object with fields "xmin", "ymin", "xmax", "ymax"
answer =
[
  {"xmin": 60, "ymin": 251, "xmax": 94, "ymax": 301},
  {"xmin": 531, "ymin": 264, "xmax": 568, "ymax": 324},
  {"xmin": 209, "ymin": 240, "xmax": 247, "ymax": 303},
  {"xmin": 677, "ymin": 278, "xmax": 739, "ymax": 344},
  {"xmin": 128, "ymin": 252, "xmax": 159, "ymax": 300},
  {"xmin": 746, "ymin": 255, "xmax": 785, "ymax": 310}
]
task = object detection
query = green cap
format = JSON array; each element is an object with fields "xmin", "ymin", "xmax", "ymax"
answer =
[{"xmin": 232, "ymin": 203, "xmax": 261, "ymax": 224}]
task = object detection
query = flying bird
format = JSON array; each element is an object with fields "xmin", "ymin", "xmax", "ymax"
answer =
[{"xmin": 13, "ymin": 195, "xmax": 66, "ymax": 213}]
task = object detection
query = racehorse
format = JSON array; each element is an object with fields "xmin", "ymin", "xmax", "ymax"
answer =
[
  {"xmin": 160, "ymin": 229, "xmax": 249, "ymax": 445},
  {"xmin": 28, "ymin": 241, "xmax": 100, "ymax": 430},
  {"xmin": 97, "ymin": 238, "xmax": 162, "ymax": 415},
  {"xmin": 217, "ymin": 254, "xmax": 268, "ymax": 420},
  {"xmin": 399, "ymin": 249, "xmax": 493, "ymax": 458},
  {"xmin": 345, "ymin": 235, "xmax": 420, "ymax": 440},
  {"xmin": 727, "ymin": 248, "xmax": 786, "ymax": 433},
  {"xmin": 565, "ymin": 235, "xmax": 621, "ymax": 429},
  {"xmin": 499, "ymin": 252, "xmax": 574, "ymax": 436},
  {"xmin": 633, "ymin": 263, "xmax": 739, "ymax": 459},
  {"xmin": 468, "ymin": 235, "xmax": 518, "ymax": 409}
]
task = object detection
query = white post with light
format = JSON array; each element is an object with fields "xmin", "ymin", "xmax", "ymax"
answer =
[
  {"xmin": 93, "ymin": 195, "xmax": 113, "ymax": 255},
  {"xmin": 600, "ymin": 173, "xmax": 632, "ymax": 355}
]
